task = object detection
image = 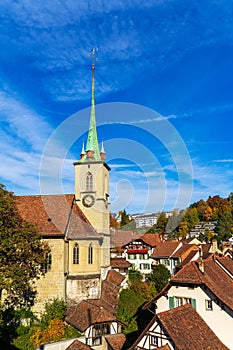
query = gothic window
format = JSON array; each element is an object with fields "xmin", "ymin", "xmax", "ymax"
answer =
[
  {"xmin": 73, "ymin": 243, "xmax": 79, "ymax": 264},
  {"xmin": 43, "ymin": 253, "xmax": 52, "ymax": 273},
  {"xmin": 86, "ymin": 172, "xmax": 93, "ymax": 191},
  {"xmin": 88, "ymin": 243, "xmax": 93, "ymax": 264}
]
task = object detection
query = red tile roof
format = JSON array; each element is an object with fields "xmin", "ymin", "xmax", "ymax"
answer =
[
  {"xmin": 110, "ymin": 230, "xmax": 137, "ymax": 248},
  {"xmin": 130, "ymin": 304, "xmax": 229, "ymax": 349},
  {"xmin": 105, "ymin": 269, "xmax": 125, "ymax": 286},
  {"xmin": 101, "ymin": 280, "xmax": 120, "ymax": 315},
  {"xmin": 139, "ymin": 233, "xmax": 161, "ymax": 247},
  {"xmin": 157, "ymin": 304, "xmax": 229, "ymax": 350},
  {"xmin": 143, "ymin": 256, "xmax": 233, "ymax": 312},
  {"xmin": 216, "ymin": 256, "xmax": 233, "ymax": 276},
  {"xmin": 66, "ymin": 269, "xmax": 124, "ymax": 331},
  {"xmin": 171, "ymin": 244, "xmax": 198, "ymax": 259},
  {"xmin": 65, "ymin": 299, "xmax": 116, "ymax": 332},
  {"xmin": 16, "ymin": 194, "xmax": 99, "ymax": 238},
  {"xmin": 66, "ymin": 339, "xmax": 92, "ymax": 350},
  {"xmin": 171, "ymin": 257, "xmax": 233, "ymax": 311},
  {"xmin": 105, "ymin": 333, "xmax": 126, "ymax": 350},
  {"xmin": 110, "ymin": 258, "xmax": 131, "ymax": 269},
  {"xmin": 151, "ymin": 241, "xmax": 180, "ymax": 258}
]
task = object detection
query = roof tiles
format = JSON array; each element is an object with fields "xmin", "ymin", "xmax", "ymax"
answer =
[
  {"xmin": 157, "ymin": 304, "xmax": 229, "ymax": 350},
  {"xmin": 151, "ymin": 241, "xmax": 180, "ymax": 258},
  {"xmin": 171, "ymin": 257, "xmax": 233, "ymax": 310},
  {"xmin": 105, "ymin": 333, "xmax": 126, "ymax": 350},
  {"xmin": 66, "ymin": 299, "xmax": 116, "ymax": 332},
  {"xmin": 16, "ymin": 194, "xmax": 99, "ymax": 238}
]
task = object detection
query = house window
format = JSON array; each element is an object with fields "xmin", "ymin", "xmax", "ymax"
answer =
[
  {"xmin": 150, "ymin": 336, "xmax": 158, "ymax": 346},
  {"xmin": 205, "ymin": 299, "xmax": 213, "ymax": 310},
  {"xmin": 73, "ymin": 243, "xmax": 79, "ymax": 264},
  {"xmin": 140, "ymin": 263, "xmax": 150, "ymax": 270},
  {"xmin": 164, "ymin": 259, "xmax": 170, "ymax": 266},
  {"xmin": 128, "ymin": 254, "xmax": 136, "ymax": 260},
  {"xmin": 43, "ymin": 253, "xmax": 52, "ymax": 273},
  {"xmin": 88, "ymin": 244, "xmax": 93, "ymax": 264},
  {"xmin": 86, "ymin": 172, "xmax": 93, "ymax": 191},
  {"xmin": 94, "ymin": 323, "xmax": 110, "ymax": 335},
  {"xmin": 170, "ymin": 296, "xmax": 196, "ymax": 310}
]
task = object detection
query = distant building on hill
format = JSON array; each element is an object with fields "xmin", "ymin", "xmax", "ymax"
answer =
[{"xmin": 131, "ymin": 213, "xmax": 159, "ymax": 228}]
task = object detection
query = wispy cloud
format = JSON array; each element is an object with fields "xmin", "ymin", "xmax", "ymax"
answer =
[{"xmin": 212, "ymin": 159, "xmax": 233, "ymax": 163}]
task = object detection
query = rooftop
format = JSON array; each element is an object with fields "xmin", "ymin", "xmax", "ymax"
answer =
[
  {"xmin": 16, "ymin": 194, "xmax": 99, "ymax": 239},
  {"xmin": 131, "ymin": 304, "xmax": 229, "ymax": 350},
  {"xmin": 151, "ymin": 241, "xmax": 181, "ymax": 258}
]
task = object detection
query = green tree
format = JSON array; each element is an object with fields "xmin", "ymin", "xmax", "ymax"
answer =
[
  {"xmin": 156, "ymin": 212, "xmax": 168, "ymax": 236},
  {"xmin": 41, "ymin": 298, "xmax": 66, "ymax": 329},
  {"xmin": 148, "ymin": 264, "xmax": 171, "ymax": 292},
  {"xmin": 0, "ymin": 184, "xmax": 50, "ymax": 307},
  {"xmin": 117, "ymin": 271, "xmax": 156, "ymax": 334},
  {"xmin": 166, "ymin": 209, "xmax": 183, "ymax": 237},
  {"xmin": 184, "ymin": 207, "xmax": 199, "ymax": 231},
  {"xmin": 190, "ymin": 199, "xmax": 208, "ymax": 221},
  {"xmin": 120, "ymin": 210, "xmax": 135, "ymax": 230},
  {"xmin": 216, "ymin": 211, "xmax": 233, "ymax": 242},
  {"xmin": 13, "ymin": 299, "xmax": 80, "ymax": 350},
  {"xmin": 228, "ymin": 192, "xmax": 233, "ymax": 207},
  {"xmin": 120, "ymin": 210, "xmax": 129, "ymax": 226},
  {"xmin": 177, "ymin": 221, "xmax": 189, "ymax": 238}
]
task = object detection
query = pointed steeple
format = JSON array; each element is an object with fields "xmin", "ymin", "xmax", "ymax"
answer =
[
  {"xmin": 85, "ymin": 49, "xmax": 101, "ymax": 161},
  {"xmin": 80, "ymin": 140, "xmax": 85, "ymax": 159},
  {"xmin": 100, "ymin": 139, "xmax": 106, "ymax": 160}
]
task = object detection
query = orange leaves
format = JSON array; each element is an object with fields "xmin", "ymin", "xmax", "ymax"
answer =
[{"xmin": 30, "ymin": 319, "xmax": 65, "ymax": 348}]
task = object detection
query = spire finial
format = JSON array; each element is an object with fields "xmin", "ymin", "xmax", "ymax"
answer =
[
  {"xmin": 90, "ymin": 48, "xmax": 98, "ymax": 107},
  {"xmin": 84, "ymin": 49, "xmax": 101, "ymax": 161}
]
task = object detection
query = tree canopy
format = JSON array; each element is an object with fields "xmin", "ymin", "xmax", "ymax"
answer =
[
  {"xmin": 147, "ymin": 264, "xmax": 171, "ymax": 292},
  {"xmin": 0, "ymin": 184, "xmax": 50, "ymax": 308}
]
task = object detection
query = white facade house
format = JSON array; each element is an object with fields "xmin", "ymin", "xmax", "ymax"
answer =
[
  {"xmin": 142, "ymin": 256, "xmax": 233, "ymax": 350},
  {"xmin": 131, "ymin": 213, "xmax": 158, "ymax": 228},
  {"xmin": 123, "ymin": 234, "xmax": 161, "ymax": 277}
]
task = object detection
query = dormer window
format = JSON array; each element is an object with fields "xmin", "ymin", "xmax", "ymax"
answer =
[{"xmin": 86, "ymin": 172, "xmax": 93, "ymax": 191}]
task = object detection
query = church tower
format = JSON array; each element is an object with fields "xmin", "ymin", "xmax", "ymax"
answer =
[{"xmin": 74, "ymin": 50, "xmax": 110, "ymax": 273}]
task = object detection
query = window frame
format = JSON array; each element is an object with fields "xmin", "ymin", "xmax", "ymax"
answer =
[
  {"xmin": 88, "ymin": 243, "xmax": 93, "ymax": 264},
  {"xmin": 205, "ymin": 299, "xmax": 213, "ymax": 311},
  {"xmin": 73, "ymin": 243, "xmax": 79, "ymax": 264},
  {"xmin": 86, "ymin": 172, "xmax": 93, "ymax": 191}
]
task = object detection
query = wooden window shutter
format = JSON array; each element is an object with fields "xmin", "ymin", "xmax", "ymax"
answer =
[{"xmin": 169, "ymin": 296, "xmax": 174, "ymax": 309}]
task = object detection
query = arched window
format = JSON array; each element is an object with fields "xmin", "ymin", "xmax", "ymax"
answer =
[
  {"xmin": 73, "ymin": 243, "xmax": 79, "ymax": 264},
  {"xmin": 43, "ymin": 253, "xmax": 52, "ymax": 273},
  {"xmin": 88, "ymin": 243, "xmax": 93, "ymax": 264},
  {"xmin": 86, "ymin": 172, "xmax": 93, "ymax": 191}
]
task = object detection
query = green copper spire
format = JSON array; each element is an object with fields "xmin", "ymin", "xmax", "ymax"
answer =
[{"xmin": 85, "ymin": 50, "xmax": 101, "ymax": 161}]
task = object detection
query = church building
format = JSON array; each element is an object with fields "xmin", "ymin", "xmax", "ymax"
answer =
[{"xmin": 16, "ymin": 58, "xmax": 111, "ymax": 314}]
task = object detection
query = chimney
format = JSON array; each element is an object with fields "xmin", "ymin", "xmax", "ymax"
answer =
[
  {"xmin": 211, "ymin": 239, "xmax": 218, "ymax": 253},
  {"xmin": 198, "ymin": 245, "xmax": 204, "ymax": 273}
]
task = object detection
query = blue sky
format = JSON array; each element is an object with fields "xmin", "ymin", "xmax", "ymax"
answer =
[{"xmin": 1, "ymin": 0, "xmax": 233, "ymax": 214}]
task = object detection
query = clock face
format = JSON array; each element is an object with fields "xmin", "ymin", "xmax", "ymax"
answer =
[{"xmin": 82, "ymin": 194, "xmax": 95, "ymax": 208}]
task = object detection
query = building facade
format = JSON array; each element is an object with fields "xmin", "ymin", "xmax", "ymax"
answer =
[{"xmin": 16, "ymin": 60, "xmax": 111, "ymax": 314}]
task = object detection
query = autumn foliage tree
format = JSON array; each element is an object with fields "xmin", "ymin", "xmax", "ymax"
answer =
[{"xmin": 0, "ymin": 184, "xmax": 50, "ymax": 307}]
